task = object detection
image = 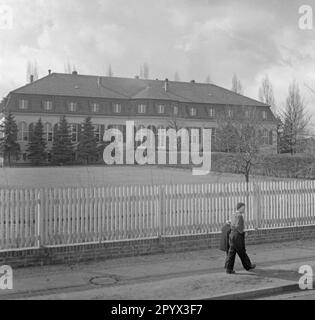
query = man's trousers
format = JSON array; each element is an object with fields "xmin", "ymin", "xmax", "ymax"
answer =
[{"xmin": 226, "ymin": 231, "xmax": 252, "ymax": 272}]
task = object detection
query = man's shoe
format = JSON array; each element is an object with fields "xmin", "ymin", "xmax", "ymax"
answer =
[
  {"xmin": 226, "ymin": 270, "xmax": 236, "ymax": 274},
  {"xmin": 249, "ymin": 264, "xmax": 256, "ymax": 270}
]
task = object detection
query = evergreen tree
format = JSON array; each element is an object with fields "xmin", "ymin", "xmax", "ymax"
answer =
[
  {"xmin": 51, "ymin": 116, "xmax": 74, "ymax": 165},
  {"xmin": 27, "ymin": 118, "xmax": 46, "ymax": 166},
  {"xmin": 77, "ymin": 117, "xmax": 98, "ymax": 164},
  {"xmin": 0, "ymin": 113, "xmax": 20, "ymax": 166}
]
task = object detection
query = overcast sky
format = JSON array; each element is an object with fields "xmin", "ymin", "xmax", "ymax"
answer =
[{"xmin": 0, "ymin": 0, "xmax": 315, "ymax": 119}]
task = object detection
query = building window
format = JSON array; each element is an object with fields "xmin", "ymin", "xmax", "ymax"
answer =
[
  {"xmin": 262, "ymin": 110, "xmax": 268, "ymax": 120},
  {"xmin": 191, "ymin": 128, "xmax": 200, "ymax": 144},
  {"xmin": 210, "ymin": 128, "xmax": 216, "ymax": 142},
  {"xmin": 44, "ymin": 123, "xmax": 53, "ymax": 142},
  {"xmin": 157, "ymin": 104, "xmax": 165, "ymax": 114},
  {"xmin": 68, "ymin": 102, "xmax": 77, "ymax": 112},
  {"xmin": 245, "ymin": 109, "xmax": 250, "ymax": 118},
  {"xmin": 70, "ymin": 124, "xmax": 78, "ymax": 142},
  {"xmin": 19, "ymin": 99, "xmax": 28, "ymax": 110},
  {"xmin": 208, "ymin": 108, "xmax": 215, "ymax": 118},
  {"xmin": 262, "ymin": 129, "xmax": 269, "ymax": 145},
  {"xmin": 157, "ymin": 126, "xmax": 166, "ymax": 148},
  {"xmin": 269, "ymin": 130, "xmax": 273, "ymax": 145},
  {"xmin": 94, "ymin": 125, "xmax": 101, "ymax": 142},
  {"xmin": 227, "ymin": 109, "xmax": 233, "ymax": 118},
  {"xmin": 190, "ymin": 108, "xmax": 197, "ymax": 117},
  {"xmin": 91, "ymin": 103, "xmax": 100, "ymax": 113},
  {"xmin": 18, "ymin": 122, "xmax": 29, "ymax": 141},
  {"xmin": 43, "ymin": 100, "xmax": 53, "ymax": 111},
  {"xmin": 138, "ymin": 104, "xmax": 146, "ymax": 114},
  {"xmin": 113, "ymin": 103, "xmax": 122, "ymax": 113},
  {"xmin": 173, "ymin": 106, "xmax": 178, "ymax": 115}
]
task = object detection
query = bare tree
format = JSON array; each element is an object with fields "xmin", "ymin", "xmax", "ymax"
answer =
[
  {"xmin": 258, "ymin": 75, "xmax": 282, "ymax": 153},
  {"xmin": 143, "ymin": 63, "xmax": 149, "ymax": 79},
  {"xmin": 235, "ymin": 111, "xmax": 261, "ymax": 185},
  {"xmin": 205, "ymin": 75, "xmax": 211, "ymax": 84},
  {"xmin": 216, "ymin": 106, "xmax": 267, "ymax": 184},
  {"xmin": 258, "ymin": 75, "xmax": 276, "ymax": 113},
  {"xmin": 26, "ymin": 61, "xmax": 32, "ymax": 82},
  {"xmin": 231, "ymin": 73, "xmax": 243, "ymax": 95},
  {"xmin": 107, "ymin": 64, "xmax": 113, "ymax": 77},
  {"xmin": 33, "ymin": 61, "xmax": 39, "ymax": 80},
  {"xmin": 26, "ymin": 60, "xmax": 39, "ymax": 82},
  {"xmin": 140, "ymin": 65, "xmax": 144, "ymax": 79},
  {"xmin": 281, "ymin": 80, "xmax": 311, "ymax": 155},
  {"xmin": 64, "ymin": 61, "xmax": 75, "ymax": 74}
]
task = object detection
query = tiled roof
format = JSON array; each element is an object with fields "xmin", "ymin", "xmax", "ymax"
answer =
[{"xmin": 11, "ymin": 73, "xmax": 268, "ymax": 107}]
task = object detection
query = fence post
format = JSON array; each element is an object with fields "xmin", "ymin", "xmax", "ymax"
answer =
[
  {"xmin": 253, "ymin": 183, "xmax": 261, "ymax": 229},
  {"xmin": 158, "ymin": 186, "xmax": 165, "ymax": 238},
  {"xmin": 37, "ymin": 189, "xmax": 45, "ymax": 248}
]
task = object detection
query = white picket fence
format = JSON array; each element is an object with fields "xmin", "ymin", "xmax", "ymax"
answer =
[{"xmin": 0, "ymin": 180, "xmax": 315, "ymax": 251}]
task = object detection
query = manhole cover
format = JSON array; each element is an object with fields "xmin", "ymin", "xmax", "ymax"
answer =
[{"xmin": 89, "ymin": 275, "xmax": 119, "ymax": 286}]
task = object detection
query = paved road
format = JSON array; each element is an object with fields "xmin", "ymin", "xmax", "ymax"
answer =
[
  {"xmin": 258, "ymin": 290, "xmax": 315, "ymax": 300},
  {"xmin": 1, "ymin": 239, "xmax": 315, "ymax": 300}
]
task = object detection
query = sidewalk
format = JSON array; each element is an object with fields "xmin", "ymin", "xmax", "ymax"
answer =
[{"xmin": 1, "ymin": 238, "xmax": 315, "ymax": 300}]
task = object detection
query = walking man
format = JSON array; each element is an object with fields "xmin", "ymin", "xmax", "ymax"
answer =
[
  {"xmin": 219, "ymin": 220, "xmax": 231, "ymax": 269},
  {"xmin": 226, "ymin": 202, "xmax": 256, "ymax": 274}
]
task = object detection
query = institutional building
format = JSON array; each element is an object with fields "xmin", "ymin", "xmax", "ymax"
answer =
[{"xmin": 1, "ymin": 71, "xmax": 277, "ymax": 162}]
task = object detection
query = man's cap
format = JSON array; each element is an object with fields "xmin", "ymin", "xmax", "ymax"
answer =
[{"xmin": 236, "ymin": 202, "xmax": 245, "ymax": 210}]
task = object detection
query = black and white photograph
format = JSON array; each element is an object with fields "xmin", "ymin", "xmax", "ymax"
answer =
[{"xmin": 0, "ymin": 0, "xmax": 315, "ymax": 308}]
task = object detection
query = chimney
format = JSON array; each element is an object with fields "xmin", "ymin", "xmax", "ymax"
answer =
[
  {"xmin": 164, "ymin": 78, "xmax": 169, "ymax": 92},
  {"xmin": 190, "ymin": 80, "xmax": 195, "ymax": 83},
  {"xmin": 48, "ymin": 69, "xmax": 52, "ymax": 75},
  {"xmin": 72, "ymin": 70, "xmax": 78, "ymax": 75},
  {"xmin": 30, "ymin": 75, "xmax": 34, "ymax": 83},
  {"xmin": 135, "ymin": 75, "xmax": 139, "ymax": 79}
]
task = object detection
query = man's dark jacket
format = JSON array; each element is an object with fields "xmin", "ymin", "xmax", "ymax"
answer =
[{"xmin": 220, "ymin": 223, "xmax": 231, "ymax": 252}]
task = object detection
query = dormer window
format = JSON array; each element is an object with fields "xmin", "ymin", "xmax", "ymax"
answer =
[
  {"xmin": 43, "ymin": 101, "xmax": 53, "ymax": 111},
  {"xmin": 208, "ymin": 108, "xmax": 215, "ymax": 118},
  {"xmin": 157, "ymin": 104, "xmax": 165, "ymax": 114},
  {"xmin": 113, "ymin": 103, "xmax": 122, "ymax": 113},
  {"xmin": 19, "ymin": 99, "xmax": 28, "ymax": 110},
  {"xmin": 138, "ymin": 104, "xmax": 146, "ymax": 114},
  {"xmin": 91, "ymin": 103, "xmax": 100, "ymax": 113},
  {"xmin": 262, "ymin": 110, "xmax": 268, "ymax": 120},
  {"xmin": 190, "ymin": 107, "xmax": 197, "ymax": 117},
  {"xmin": 68, "ymin": 102, "xmax": 77, "ymax": 112}
]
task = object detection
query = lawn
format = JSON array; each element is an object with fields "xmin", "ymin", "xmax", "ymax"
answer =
[{"xmin": 0, "ymin": 165, "xmax": 292, "ymax": 189}]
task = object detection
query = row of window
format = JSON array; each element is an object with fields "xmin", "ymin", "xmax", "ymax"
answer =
[
  {"xmin": 17, "ymin": 122, "xmax": 273, "ymax": 147},
  {"xmin": 17, "ymin": 122, "xmax": 103, "ymax": 143},
  {"xmin": 17, "ymin": 122, "xmax": 215, "ymax": 145},
  {"xmin": 18, "ymin": 99, "xmax": 268, "ymax": 119},
  {"xmin": 18, "ymin": 99, "xmax": 197, "ymax": 116}
]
